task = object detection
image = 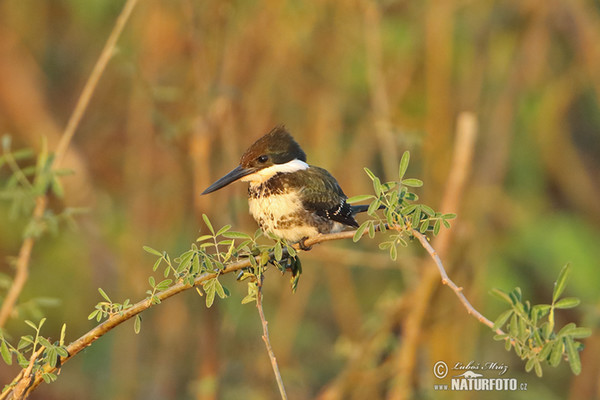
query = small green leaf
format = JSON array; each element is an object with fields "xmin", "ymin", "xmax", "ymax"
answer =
[
  {"xmin": 402, "ymin": 204, "xmax": 417, "ymax": 215},
  {"xmin": 490, "ymin": 288, "xmax": 512, "ymax": 305},
  {"xmin": 152, "ymin": 257, "xmax": 162, "ymax": 272},
  {"xmin": 565, "ymin": 337, "xmax": 581, "ymax": 375},
  {"xmin": 196, "ymin": 234, "xmax": 213, "ymax": 242},
  {"xmin": 24, "ymin": 320, "xmax": 37, "ymax": 331},
  {"xmin": 533, "ymin": 328, "xmax": 544, "ymax": 347},
  {"xmin": 134, "ymin": 315, "xmax": 141, "ymax": 334},
  {"xmin": 142, "ymin": 246, "xmax": 163, "ymax": 257},
  {"xmin": 353, "ymin": 221, "xmax": 370, "ymax": 242},
  {"xmin": 285, "ymin": 243, "xmax": 297, "ymax": 257},
  {"xmin": 38, "ymin": 337, "xmax": 52, "ymax": 348},
  {"xmin": 553, "ymin": 263, "xmax": 571, "ymax": 303},
  {"xmin": 513, "ymin": 342, "xmax": 522, "ymax": 357},
  {"xmin": 508, "ymin": 289, "xmax": 521, "ymax": 306},
  {"xmin": 557, "ymin": 322, "xmax": 577, "ymax": 338},
  {"xmin": 534, "ymin": 360, "xmax": 543, "ymax": 377},
  {"xmin": 525, "ymin": 357, "xmax": 535, "ymax": 373},
  {"xmin": 549, "ymin": 340, "xmax": 563, "ymax": 367},
  {"xmin": 364, "ymin": 167, "xmax": 376, "ymax": 181},
  {"xmin": 568, "ymin": 327, "xmax": 592, "ymax": 339},
  {"xmin": 87, "ymin": 309, "xmax": 99, "ymax": 321},
  {"xmin": 539, "ymin": 342, "xmax": 553, "ymax": 360},
  {"xmin": 372, "ymin": 177, "xmax": 382, "ymax": 195},
  {"xmin": 216, "ymin": 224, "xmax": 232, "ymax": 237},
  {"xmin": 156, "ymin": 279, "xmax": 172, "ymax": 290},
  {"xmin": 493, "ymin": 310, "xmax": 513, "ymax": 331},
  {"xmin": 367, "ymin": 198, "xmax": 381, "ymax": 215},
  {"xmin": 98, "ymin": 288, "xmax": 111, "ymax": 303},
  {"xmin": 192, "ymin": 253, "xmax": 200, "ymax": 274},
  {"xmin": 433, "ymin": 219, "xmax": 441, "ymax": 235},
  {"xmin": 368, "ymin": 221, "xmax": 375, "ymax": 238},
  {"xmin": 401, "ymin": 178, "xmax": 423, "ymax": 187},
  {"xmin": 260, "ymin": 251, "xmax": 270, "ymax": 266},
  {"xmin": 148, "ymin": 276, "xmax": 155, "ymax": 288},
  {"xmin": 41, "ymin": 371, "xmax": 57, "ymax": 383},
  {"xmin": 347, "ymin": 194, "xmax": 374, "ymax": 204},
  {"xmin": 59, "ymin": 324, "xmax": 66, "ymax": 347},
  {"xmin": 509, "ymin": 313, "xmax": 518, "ymax": 337},
  {"xmin": 214, "ymin": 280, "xmax": 226, "ymax": 299},
  {"xmin": 274, "ymin": 241, "xmax": 283, "ymax": 261},
  {"xmin": 518, "ymin": 317, "xmax": 527, "ymax": 341},
  {"xmin": 1, "ymin": 340, "xmax": 12, "ymax": 365},
  {"xmin": 554, "ymin": 297, "xmax": 580, "ymax": 309},
  {"xmin": 411, "ymin": 206, "xmax": 421, "ymax": 227},
  {"xmin": 404, "ymin": 191, "xmax": 418, "ymax": 201},
  {"xmin": 18, "ymin": 335, "xmax": 33, "ymax": 350},
  {"xmin": 206, "ymin": 288, "xmax": 216, "ymax": 308},
  {"xmin": 389, "ymin": 244, "xmax": 397, "ymax": 261},
  {"xmin": 56, "ymin": 346, "xmax": 68, "ymax": 358},
  {"xmin": 222, "ymin": 231, "xmax": 251, "ymax": 239},
  {"xmin": 398, "ymin": 151, "xmax": 410, "ymax": 180},
  {"xmin": 532, "ymin": 304, "xmax": 551, "ymax": 319},
  {"xmin": 204, "ymin": 279, "xmax": 218, "ymax": 308},
  {"xmin": 420, "ymin": 204, "xmax": 435, "ymax": 216},
  {"xmin": 541, "ymin": 321, "xmax": 553, "ymax": 340},
  {"xmin": 202, "ymin": 214, "xmax": 215, "ymax": 235}
]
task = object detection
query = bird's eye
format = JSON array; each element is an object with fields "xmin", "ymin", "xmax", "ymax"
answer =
[{"xmin": 257, "ymin": 155, "xmax": 268, "ymax": 163}]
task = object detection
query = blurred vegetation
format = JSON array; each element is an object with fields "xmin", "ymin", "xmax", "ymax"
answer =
[{"xmin": 1, "ymin": 0, "xmax": 599, "ymax": 399}]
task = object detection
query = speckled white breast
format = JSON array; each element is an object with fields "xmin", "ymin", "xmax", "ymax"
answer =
[{"xmin": 248, "ymin": 191, "xmax": 320, "ymax": 242}]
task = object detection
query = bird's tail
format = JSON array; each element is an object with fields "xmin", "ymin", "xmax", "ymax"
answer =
[
  {"xmin": 350, "ymin": 204, "xmax": 384, "ymax": 215},
  {"xmin": 350, "ymin": 204, "xmax": 370, "ymax": 214}
]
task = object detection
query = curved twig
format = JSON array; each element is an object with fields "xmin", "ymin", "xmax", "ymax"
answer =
[
  {"xmin": 3, "ymin": 224, "xmax": 503, "ymax": 399},
  {"xmin": 256, "ymin": 276, "xmax": 288, "ymax": 400},
  {"xmin": 0, "ymin": 0, "xmax": 140, "ymax": 330}
]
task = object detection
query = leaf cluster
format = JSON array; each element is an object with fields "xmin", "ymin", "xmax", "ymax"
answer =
[
  {"xmin": 0, "ymin": 135, "xmax": 84, "ymax": 239},
  {"xmin": 491, "ymin": 264, "xmax": 591, "ymax": 377},
  {"xmin": 349, "ymin": 151, "xmax": 455, "ymax": 259},
  {"xmin": 0, "ymin": 318, "xmax": 68, "ymax": 390},
  {"xmin": 87, "ymin": 288, "xmax": 133, "ymax": 323}
]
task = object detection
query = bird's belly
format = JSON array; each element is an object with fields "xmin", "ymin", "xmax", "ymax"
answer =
[{"xmin": 248, "ymin": 193, "xmax": 331, "ymax": 242}]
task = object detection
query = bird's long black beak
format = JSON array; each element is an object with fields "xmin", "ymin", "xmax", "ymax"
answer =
[{"xmin": 201, "ymin": 165, "xmax": 254, "ymax": 195}]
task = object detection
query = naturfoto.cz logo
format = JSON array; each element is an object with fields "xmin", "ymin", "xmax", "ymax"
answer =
[{"xmin": 432, "ymin": 361, "xmax": 528, "ymax": 392}]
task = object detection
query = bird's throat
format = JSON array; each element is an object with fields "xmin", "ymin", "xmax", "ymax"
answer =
[{"xmin": 240, "ymin": 159, "xmax": 309, "ymax": 184}]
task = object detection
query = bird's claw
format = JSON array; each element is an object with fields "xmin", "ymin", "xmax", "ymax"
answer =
[{"xmin": 298, "ymin": 237, "xmax": 313, "ymax": 251}]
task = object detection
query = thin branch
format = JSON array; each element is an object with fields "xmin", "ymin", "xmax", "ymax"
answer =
[
  {"xmin": 1, "ymin": 346, "xmax": 46, "ymax": 400},
  {"xmin": 5, "ymin": 257, "xmax": 253, "ymax": 398},
  {"xmin": 2, "ymin": 220, "xmax": 502, "ymax": 399},
  {"xmin": 0, "ymin": 197, "xmax": 46, "ymax": 327},
  {"xmin": 391, "ymin": 112, "xmax": 478, "ymax": 400},
  {"xmin": 410, "ymin": 230, "xmax": 502, "ymax": 333},
  {"xmin": 54, "ymin": 0, "xmax": 139, "ymax": 167},
  {"xmin": 256, "ymin": 276, "xmax": 288, "ymax": 400},
  {"xmin": 0, "ymin": 0, "xmax": 139, "ymax": 330}
]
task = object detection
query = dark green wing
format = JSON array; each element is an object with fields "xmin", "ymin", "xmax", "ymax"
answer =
[{"xmin": 285, "ymin": 166, "xmax": 359, "ymax": 227}]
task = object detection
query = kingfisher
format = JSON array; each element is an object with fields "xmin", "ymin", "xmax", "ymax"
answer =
[{"xmin": 201, "ymin": 126, "xmax": 369, "ymax": 247}]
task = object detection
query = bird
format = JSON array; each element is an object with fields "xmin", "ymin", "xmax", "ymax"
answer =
[{"xmin": 201, "ymin": 126, "xmax": 369, "ymax": 247}]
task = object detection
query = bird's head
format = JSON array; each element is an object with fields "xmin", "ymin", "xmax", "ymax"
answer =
[{"xmin": 201, "ymin": 125, "xmax": 308, "ymax": 194}]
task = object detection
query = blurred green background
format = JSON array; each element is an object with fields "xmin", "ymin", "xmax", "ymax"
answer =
[{"xmin": 1, "ymin": 0, "xmax": 599, "ymax": 399}]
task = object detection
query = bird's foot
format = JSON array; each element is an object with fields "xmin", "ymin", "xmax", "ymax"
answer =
[{"xmin": 298, "ymin": 237, "xmax": 313, "ymax": 251}]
